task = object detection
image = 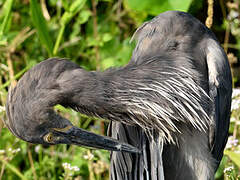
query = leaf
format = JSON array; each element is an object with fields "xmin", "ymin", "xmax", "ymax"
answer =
[
  {"xmin": 0, "ymin": 0, "xmax": 14, "ymax": 39},
  {"xmin": 124, "ymin": 0, "xmax": 193, "ymax": 15},
  {"xmin": 102, "ymin": 33, "xmax": 113, "ymax": 42},
  {"xmin": 215, "ymin": 155, "xmax": 228, "ymax": 179},
  {"xmin": 87, "ymin": 36, "xmax": 99, "ymax": 47},
  {"xmin": 69, "ymin": 0, "xmax": 86, "ymax": 14},
  {"xmin": 225, "ymin": 150, "xmax": 240, "ymax": 167},
  {"xmin": 54, "ymin": 0, "xmax": 87, "ymax": 55},
  {"xmin": 60, "ymin": 0, "xmax": 87, "ymax": 26},
  {"xmin": 77, "ymin": 10, "xmax": 92, "ymax": 24},
  {"xmin": 30, "ymin": 0, "xmax": 53, "ymax": 56},
  {"xmin": 54, "ymin": 104, "xmax": 72, "ymax": 113},
  {"xmin": 101, "ymin": 57, "xmax": 116, "ymax": 70}
]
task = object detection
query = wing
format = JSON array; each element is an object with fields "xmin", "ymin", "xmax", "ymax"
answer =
[{"xmin": 206, "ymin": 39, "xmax": 232, "ymax": 168}]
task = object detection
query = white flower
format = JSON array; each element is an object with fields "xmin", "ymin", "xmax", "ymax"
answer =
[
  {"xmin": 83, "ymin": 153, "xmax": 94, "ymax": 160},
  {"xmin": 35, "ymin": 145, "xmax": 41, "ymax": 153},
  {"xmin": 232, "ymin": 88, "xmax": 240, "ymax": 98},
  {"xmin": 230, "ymin": 117, "xmax": 236, "ymax": 122},
  {"xmin": 62, "ymin": 162, "xmax": 71, "ymax": 170},
  {"xmin": 224, "ymin": 166, "xmax": 234, "ymax": 173},
  {"xmin": 237, "ymin": 120, "xmax": 240, "ymax": 125},
  {"xmin": 71, "ymin": 166, "xmax": 80, "ymax": 172},
  {"xmin": 231, "ymin": 99, "xmax": 240, "ymax": 111},
  {"xmin": 8, "ymin": 148, "xmax": 21, "ymax": 154},
  {"xmin": 12, "ymin": 148, "xmax": 21, "ymax": 153},
  {"xmin": 0, "ymin": 149, "xmax": 5, "ymax": 154},
  {"xmin": 225, "ymin": 136, "xmax": 239, "ymax": 149},
  {"xmin": 62, "ymin": 162, "xmax": 80, "ymax": 172},
  {"xmin": 0, "ymin": 106, "xmax": 5, "ymax": 113}
]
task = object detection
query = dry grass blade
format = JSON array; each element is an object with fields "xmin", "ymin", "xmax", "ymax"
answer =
[{"xmin": 8, "ymin": 27, "xmax": 36, "ymax": 53}]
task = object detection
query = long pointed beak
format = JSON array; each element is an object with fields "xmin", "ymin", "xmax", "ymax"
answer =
[{"xmin": 53, "ymin": 126, "xmax": 140, "ymax": 153}]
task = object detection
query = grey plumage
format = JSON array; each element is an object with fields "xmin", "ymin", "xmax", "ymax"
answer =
[
  {"xmin": 4, "ymin": 11, "xmax": 232, "ymax": 180},
  {"xmin": 109, "ymin": 11, "xmax": 232, "ymax": 180}
]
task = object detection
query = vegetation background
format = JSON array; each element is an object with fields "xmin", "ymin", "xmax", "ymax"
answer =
[{"xmin": 0, "ymin": 0, "xmax": 239, "ymax": 179}]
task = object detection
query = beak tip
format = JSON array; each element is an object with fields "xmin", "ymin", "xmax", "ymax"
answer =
[{"xmin": 117, "ymin": 144, "xmax": 141, "ymax": 154}]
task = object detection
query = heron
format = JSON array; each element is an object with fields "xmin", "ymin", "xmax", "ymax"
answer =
[{"xmin": 4, "ymin": 11, "xmax": 232, "ymax": 180}]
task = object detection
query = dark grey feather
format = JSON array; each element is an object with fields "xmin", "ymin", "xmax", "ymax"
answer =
[{"xmin": 109, "ymin": 11, "xmax": 232, "ymax": 180}]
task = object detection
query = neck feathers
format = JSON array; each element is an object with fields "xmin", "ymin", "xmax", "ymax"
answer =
[
  {"xmin": 96, "ymin": 58, "xmax": 212, "ymax": 143},
  {"xmin": 14, "ymin": 58, "xmax": 211, "ymax": 143}
]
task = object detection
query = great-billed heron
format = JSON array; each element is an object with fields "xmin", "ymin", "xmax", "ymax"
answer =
[{"xmin": 5, "ymin": 11, "xmax": 232, "ymax": 180}]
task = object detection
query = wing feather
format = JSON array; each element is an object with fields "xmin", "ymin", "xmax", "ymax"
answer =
[{"xmin": 206, "ymin": 39, "xmax": 232, "ymax": 168}]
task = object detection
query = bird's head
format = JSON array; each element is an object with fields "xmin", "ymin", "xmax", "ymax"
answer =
[{"xmin": 5, "ymin": 58, "xmax": 139, "ymax": 153}]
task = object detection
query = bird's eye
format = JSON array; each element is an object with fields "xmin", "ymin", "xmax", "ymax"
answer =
[{"xmin": 43, "ymin": 132, "xmax": 54, "ymax": 143}]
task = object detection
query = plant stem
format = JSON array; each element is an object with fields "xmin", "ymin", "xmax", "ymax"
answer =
[
  {"xmin": 0, "ymin": 162, "xmax": 6, "ymax": 180},
  {"xmin": 205, "ymin": 0, "xmax": 214, "ymax": 28},
  {"xmin": 224, "ymin": 21, "xmax": 230, "ymax": 53},
  {"xmin": 91, "ymin": 0, "xmax": 100, "ymax": 70},
  {"xmin": 6, "ymin": 53, "xmax": 17, "ymax": 87},
  {"xmin": 0, "ymin": 158, "xmax": 27, "ymax": 180},
  {"xmin": 27, "ymin": 145, "xmax": 38, "ymax": 180},
  {"xmin": 53, "ymin": 25, "xmax": 65, "ymax": 55}
]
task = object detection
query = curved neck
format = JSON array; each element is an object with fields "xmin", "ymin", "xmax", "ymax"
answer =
[
  {"xmin": 57, "ymin": 61, "xmax": 210, "ymax": 141},
  {"xmin": 62, "ymin": 69, "xmax": 123, "ymax": 120}
]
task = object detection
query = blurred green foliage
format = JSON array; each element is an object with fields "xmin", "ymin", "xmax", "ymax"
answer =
[{"xmin": 0, "ymin": 0, "xmax": 239, "ymax": 179}]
